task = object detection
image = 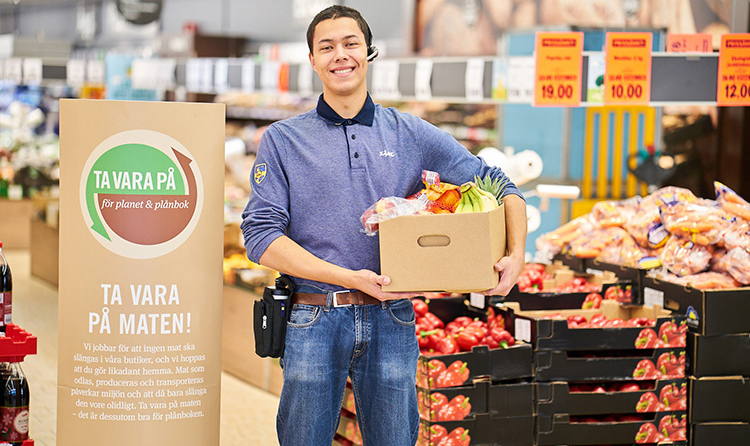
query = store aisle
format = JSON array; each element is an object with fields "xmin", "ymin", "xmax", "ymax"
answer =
[{"xmin": 6, "ymin": 249, "xmax": 280, "ymax": 446}]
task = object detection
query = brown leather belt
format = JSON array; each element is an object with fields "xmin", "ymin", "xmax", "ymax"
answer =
[{"xmin": 291, "ymin": 291, "xmax": 381, "ymax": 307}]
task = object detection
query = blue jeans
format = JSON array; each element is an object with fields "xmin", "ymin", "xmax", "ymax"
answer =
[{"xmin": 277, "ymin": 291, "xmax": 420, "ymax": 446}]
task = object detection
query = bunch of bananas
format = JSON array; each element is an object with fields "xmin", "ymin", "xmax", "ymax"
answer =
[{"xmin": 455, "ymin": 182, "xmax": 499, "ymax": 213}]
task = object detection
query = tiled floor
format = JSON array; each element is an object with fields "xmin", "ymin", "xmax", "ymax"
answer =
[{"xmin": 6, "ymin": 249, "xmax": 281, "ymax": 446}]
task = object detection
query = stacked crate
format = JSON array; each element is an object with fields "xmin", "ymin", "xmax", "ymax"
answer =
[
  {"xmin": 642, "ymin": 277, "xmax": 750, "ymax": 445},
  {"xmin": 499, "ymin": 299, "xmax": 688, "ymax": 445},
  {"xmin": 415, "ymin": 297, "xmax": 535, "ymax": 446}
]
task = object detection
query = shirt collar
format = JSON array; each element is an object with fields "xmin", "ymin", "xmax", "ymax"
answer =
[{"xmin": 316, "ymin": 93, "xmax": 375, "ymax": 127}]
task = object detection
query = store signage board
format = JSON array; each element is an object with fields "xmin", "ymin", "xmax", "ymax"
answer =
[
  {"xmin": 666, "ymin": 33, "xmax": 713, "ymax": 53},
  {"xmin": 465, "ymin": 58, "xmax": 485, "ymax": 102},
  {"xmin": 414, "ymin": 59, "xmax": 433, "ymax": 101},
  {"xmin": 717, "ymin": 33, "xmax": 750, "ymax": 106},
  {"xmin": 533, "ymin": 31, "xmax": 583, "ymax": 107},
  {"xmin": 57, "ymin": 99, "xmax": 225, "ymax": 446},
  {"xmin": 604, "ymin": 32, "xmax": 652, "ymax": 105}
]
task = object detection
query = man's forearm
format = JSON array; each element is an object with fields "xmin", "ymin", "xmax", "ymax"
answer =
[
  {"xmin": 258, "ymin": 235, "xmax": 355, "ymax": 288},
  {"xmin": 502, "ymin": 194, "xmax": 528, "ymax": 261}
]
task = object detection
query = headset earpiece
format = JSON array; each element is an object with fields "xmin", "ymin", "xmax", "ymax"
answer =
[{"xmin": 366, "ymin": 45, "xmax": 379, "ymax": 62}]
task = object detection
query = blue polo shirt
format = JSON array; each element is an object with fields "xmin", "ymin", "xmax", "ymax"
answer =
[{"xmin": 241, "ymin": 94, "xmax": 522, "ymax": 292}]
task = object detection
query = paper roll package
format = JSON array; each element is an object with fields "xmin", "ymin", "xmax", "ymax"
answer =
[{"xmin": 477, "ymin": 146, "xmax": 543, "ymax": 186}]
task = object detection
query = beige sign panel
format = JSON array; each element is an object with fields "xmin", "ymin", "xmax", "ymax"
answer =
[{"xmin": 57, "ymin": 99, "xmax": 225, "ymax": 446}]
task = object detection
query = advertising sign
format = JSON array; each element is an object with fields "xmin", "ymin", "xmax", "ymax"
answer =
[{"xmin": 57, "ymin": 99, "xmax": 225, "ymax": 446}]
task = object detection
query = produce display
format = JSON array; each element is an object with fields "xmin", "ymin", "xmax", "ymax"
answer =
[
  {"xmin": 360, "ymin": 171, "xmax": 506, "ymax": 235},
  {"xmin": 536, "ymin": 182, "xmax": 750, "ymax": 289},
  {"xmin": 414, "ymin": 300, "xmax": 514, "ymax": 356}
]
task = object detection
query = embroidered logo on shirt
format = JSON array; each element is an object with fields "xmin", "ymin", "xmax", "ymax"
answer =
[
  {"xmin": 254, "ymin": 163, "xmax": 267, "ymax": 185},
  {"xmin": 379, "ymin": 150, "xmax": 395, "ymax": 158}
]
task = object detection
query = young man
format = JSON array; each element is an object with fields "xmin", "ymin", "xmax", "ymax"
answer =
[{"xmin": 241, "ymin": 5, "xmax": 527, "ymax": 445}]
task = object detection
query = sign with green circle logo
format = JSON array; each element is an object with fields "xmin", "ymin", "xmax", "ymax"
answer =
[{"xmin": 80, "ymin": 130, "xmax": 203, "ymax": 259}]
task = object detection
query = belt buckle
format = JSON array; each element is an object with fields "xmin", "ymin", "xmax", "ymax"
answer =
[{"xmin": 332, "ymin": 290, "xmax": 352, "ymax": 308}]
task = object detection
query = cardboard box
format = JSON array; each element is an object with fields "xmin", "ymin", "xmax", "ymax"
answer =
[
  {"xmin": 690, "ymin": 376, "xmax": 750, "ymax": 423},
  {"xmin": 536, "ymin": 379, "xmax": 687, "ymax": 416},
  {"xmin": 534, "ymin": 348, "xmax": 686, "ymax": 382},
  {"xmin": 691, "ymin": 422, "xmax": 750, "ymax": 446},
  {"xmin": 417, "ymin": 344, "xmax": 533, "ymax": 389},
  {"xmin": 380, "ymin": 205, "xmax": 505, "ymax": 293},
  {"xmin": 688, "ymin": 332, "xmax": 750, "ymax": 377},
  {"xmin": 537, "ymin": 412, "xmax": 687, "ymax": 445},
  {"xmin": 418, "ymin": 414, "xmax": 534, "ymax": 446},
  {"xmin": 643, "ymin": 276, "xmax": 750, "ymax": 335},
  {"xmin": 488, "ymin": 381, "xmax": 534, "ymax": 418},
  {"xmin": 498, "ymin": 300, "xmax": 685, "ymax": 351},
  {"xmin": 552, "ymin": 252, "xmax": 587, "ymax": 272}
]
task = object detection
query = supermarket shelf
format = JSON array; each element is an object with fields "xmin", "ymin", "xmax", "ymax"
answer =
[{"xmin": 32, "ymin": 53, "xmax": 723, "ymax": 106}]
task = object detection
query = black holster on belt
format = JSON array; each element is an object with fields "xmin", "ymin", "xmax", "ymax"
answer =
[{"xmin": 253, "ymin": 274, "xmax": 295, "ymax": 358}]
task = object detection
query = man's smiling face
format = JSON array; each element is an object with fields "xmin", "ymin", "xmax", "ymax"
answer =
[{"xmin": 309, "ymin": 17, "xmax": 369, "ymax": 100}]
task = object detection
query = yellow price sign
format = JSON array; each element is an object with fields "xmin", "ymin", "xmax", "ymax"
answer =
[
  {"xmin": 604, "ymin": 32, "xmax": 652, "ymax": 105},
  {"xmin": 533, "ymin": 32, "xmax": 583, "ymax": 107},
  {"xmin": 717, "ymin": 34, "xmax": 750, "ymax": 106}
]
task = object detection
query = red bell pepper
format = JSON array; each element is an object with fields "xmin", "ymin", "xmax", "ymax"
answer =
[
  {"xmin": 427, "ymin": 359, "xmax": 447, "ymax": 384},
  {"xmin": 604, "ymin": 286, "xmax": 623, "ymax": 301},
  {"xmin": 589, "ymin": 313, "xmax": 608, "ymax": 328},
  {"xmin": 659, "ymin": 383, "xmax": 683, "ymax": 407},
  {"xmin": 436, "ymin": 361, "xmax": 470, "ymax": 388},
  {"xmin": 434, "ymin": 335, "xmax": 459, "ymax": 355},
  {"xmin": 635, "ymin": 328, "xmax": 658, "ymax": 348},
  {"xmin": 582, "ymin": 292, "xmax": 603, "ymax": 309},
  {"xmin": 658, "ymin": 320, "xmax": 685, "ymax": 347},
  {"xmin": 428, "ymin": 392, "xmax": 449, "ymax": 420},
  {"xmin": 633, "ymin": 359, "xmax": 657, "ymax": 379},
  {"xmin": 567, "ymin": 315, "xmax": 588, "ymax": 328},
  {"xmin": 635, "ymin": 422, "xmax": 660, "ymax": 443},
  {"xmin": 480, "ymin": 334, "xmax": 499, "ymax": 349},
  {"xmin": 412, "ymin": 298, "xmax": 429, "ymax": 317},
  {"xmin": 427, "ymin": 424, "xmax": 448, "ymax": 444},
  {"xmin": 422, "ymin": 312, "xmax": 445, "ymax": 330},
  {"xmin": 635, "ymin": 392, "xmax": 659, "ymax": 412},
  {"xmin": 443, "ymin": 427, "xmax": 470, "ymax": 446},
  {"xmin": 455, "ymin": 331, "xmax": 480, "ymax": 352},
  {"xmin": 490, "ymin": 326, "xmax": 514, "ymax": 348}
]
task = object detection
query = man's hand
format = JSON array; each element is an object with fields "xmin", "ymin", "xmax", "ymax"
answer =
[
  {"xmin": 349, "ymin": 269, "xmax": 421, "ymax": 301},
  {"xmin": 482, "ymin": 254, "xmax": 524, "ymax": 296}
]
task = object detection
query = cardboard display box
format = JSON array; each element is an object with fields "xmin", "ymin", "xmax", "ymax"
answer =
[
  {"xmin": 380, "ymin": 204, "xmax": 505, "ymax": 293},
  {"xmin": 551, "ymin": 253, "xmax": 587, "ymax": 273},
  {"xmin": 691, "ymin": 422, "xmax": 750, "ymax": 446},
  {"xmin": 417, "ymin": 380, "xmax": 489, "ymax": 422},
  {"xmin": 688, "ymin": 332, "xmax": 750, "ymax": 377},
  {"xmin": 417, "ymin": 379, "xmax": 533, "ymax": 422},
  {"xmin": 417, "ymin": 343, "xmax": 533, "ymax": 389},
  {"xmin": 535, "ymin": 379, "xmax": 687, "ymax": 416},
  {"xmin": 536, "ymin": 412, "xmax": 687, "ymax": 445},
  {"xmin": 534, "ymin": 348, "xmax": 686, "ymax": 382},
  {"xmin": 498, "ymin": 300, "xmax": 685, "ymax": 351},
  {"xmin": 586, "ymin": 258, "xmax": 648, "ymax": 305},
  {"xmin": 643, "ymin": 276, "xmax": 750, "ymax": 335},
  {"xmin": 690, "ymin": 376, "xmax": 750, "ymax": 423},
  {"xmin": 336, "ymin": 410, "xmax": 362, "ymax": 446},
  {"xmin": 417, "ymin": 414, "xmax": 534, "ymax": 446}
]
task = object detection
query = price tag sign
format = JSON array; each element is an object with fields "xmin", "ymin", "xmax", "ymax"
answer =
[
  {"xmin": 4, "ymin": 58, "xmax": 23, "ymax": 84},
  {"xmin": 67, "ymin": 60, "xmax": 86, "ymax": 87},
  {"xmin": 23, "ymin": 58, "xmax": 43, "ymax": 85},
  {"xmin": 465, "ymin": 58, "xmax": 485, "ymax": 102},
  {"xmin": 241, "ymin": 59, "xmax": 256, "ymax": 93},
  {"xmin": 507, "ymin": 57, "xmax": 535, "ymax": 103},
  {"xmin": 717, "ymin": 33, "xmax": 750, "ymax": 106},
  {"xmin": 87, "ymin": 60, "xmax": 106, "ymax": 85},
  {"xmin": 371, "ymin": 60, "xmax": 401, "ymax": 100},
  {"xmin": 667, "ymin": 33, "xmax": 713, "ymax": 53},
  {"xmin": 534, "ymin": 32, "xmax": 583, "ymax": 107},
  {"xmin": 297, "ymin": 62, "xmax": 314, "ymax": 97},
  {"xmin": 414, "ymin": 59, "xmax": 433, "ymax": 101},
  {"xmin": 604, "ymin": 32, "xmax": 652, "ymax": 105},
  {"xmin": 213, "ymin": 58, "xmax": 229, "ymax": 93}
]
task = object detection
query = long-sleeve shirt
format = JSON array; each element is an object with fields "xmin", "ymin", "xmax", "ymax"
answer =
[{"xmin": 241, "ymin": 94, "xmax": 523, "ymax": 292}]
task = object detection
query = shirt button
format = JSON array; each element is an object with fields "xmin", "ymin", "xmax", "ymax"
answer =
[
  {"xmin": 346, "ymin": 120, "xmax": 353, "ymax": 125},
  {"xmin": 351, "ymin": 134, "xmax": 356, "ymax": 140},
  {"xmin": 354, "ymin": 152, "xmax": 360, "ymax": 158}
]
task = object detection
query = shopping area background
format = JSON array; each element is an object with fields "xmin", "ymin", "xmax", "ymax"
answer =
[{"xmin": 0, "ymin": 1, "xmax": 749, "ymax": 446}]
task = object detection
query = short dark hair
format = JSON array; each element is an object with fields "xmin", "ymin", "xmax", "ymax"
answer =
[{"xmin": 306, "ymin": 5, "xmax": 372, "ymax": 54}]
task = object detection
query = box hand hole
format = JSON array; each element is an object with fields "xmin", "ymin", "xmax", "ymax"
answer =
[{"xmin": 417, "ymin": 235, "xmax": 450, "ymax": 247}]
